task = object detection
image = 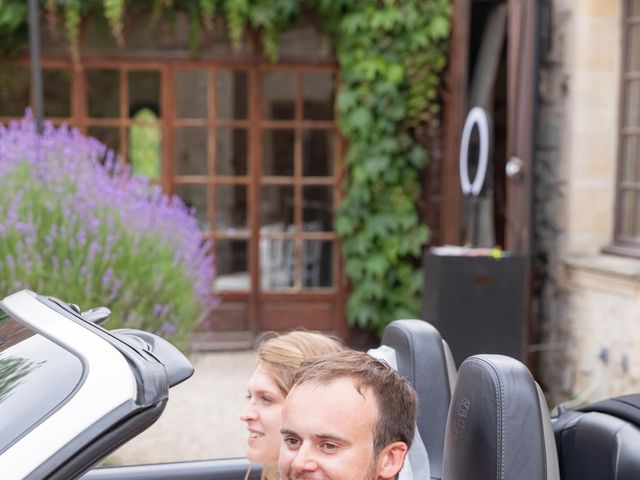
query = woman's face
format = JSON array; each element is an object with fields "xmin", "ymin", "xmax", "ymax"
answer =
[{"xmin": 240, "ymin": 363, "xmax": 286, "ymax": 463}]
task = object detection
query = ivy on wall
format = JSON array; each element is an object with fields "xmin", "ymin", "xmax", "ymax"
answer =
[{"xmin": 0, "ymin": 0, "xmax": 451, "ymax": 335}]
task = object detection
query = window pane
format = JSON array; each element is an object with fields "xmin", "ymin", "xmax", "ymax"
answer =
[
  {"xmin": 302, "ymin": 241, "xmax": 333, "ymax": 288},
  {"xmin": 87, "ymin": 69, "xmax": 119, "ymax": 118},
  {"xmin": 263, "ymin": 129, "xmax": 294, "ymax": 176},
  {"xmin": 262, "ymin": 72, "xmax": 296, "ymax": 120},
  {"xmin": 303, "ymin": 186, "xmax": 333, "ymax": 232},
  {"xmin": 175, "ymin": 127, "xmax": 208, "ymax": 175},
  {"xmin": 43, "ymin": 69, "xmax": 71, "ymax": 117},
  {"xmin": 627, "ymin": 24, "xmax": 640, "ymax": 72},
  {"xmin": 129, "ymin": 70, "xmax": 161, "ymax": 118},
  {"xmin": 261, "ymin": 185, "xmax": 294, "ymax": 228},
  {"xmin": 88, "ymin": 127, "xmax": 120, "ymax": 155},
  {"xmin": 303, "ymin": 129, "xmax": 334, "ymax": 176},
  {"xmin": 129, "ymin": 109, "xmax": 161, "ymax": 178},
  {"xmin": 216, "ymin": 70, "xmax": 248, "ymax": 119},
  {"xmin": 214, "ymin": 240, "xmax": 249, "ymax": 291},
  {"xmin": 303, "ymin": 72, "xmax": 335, "ymax": 120},
  {"xmin": 622, "ymin": 135, "xmax": 640, "ymax": 182},
  {"xmin": 619, "ymin": 189, "xmax": 638, "ymax": 238},
  {"xmin": 216, "ymin": 128, "xmax": 247, "ymax": 175},
  {"xmin": 260, "ymin": 235, "xmax": 294, "ymax": 290},
  {"xmin": 625, "ymin": 80, "xmax": 640, "ymax": 128},
  {"xmin": 215, "ymin": 184, "xmax": 247, "ymax": 230},
  {"xmin": 176, "ymin": 69, "xmax": 207, "ymax": 119},
  {"xmin": 0, "ymin": 67, "xmax": 30, "ymax": 116},
  {"xmin": 174, "ymin": 184, "xmax": 210, "ymax": 231},
  {"xmin": 629, "ymin": 0, "xmax": 640, "ymax": 17}
]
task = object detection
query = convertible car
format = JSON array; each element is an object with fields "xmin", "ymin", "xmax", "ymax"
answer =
[{"xmin": 1, "ymin": 289, "xmax": 638, "ymax": 480}]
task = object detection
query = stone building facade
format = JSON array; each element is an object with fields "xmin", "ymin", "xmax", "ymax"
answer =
[{"xmin": 535, "ymin": 0, "xmax": 640, "ymax": 405}]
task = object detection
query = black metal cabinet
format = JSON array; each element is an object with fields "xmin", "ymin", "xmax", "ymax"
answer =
[{"xmin": 422, "ymin": 252, "xmax": 529, "ymax": 366}]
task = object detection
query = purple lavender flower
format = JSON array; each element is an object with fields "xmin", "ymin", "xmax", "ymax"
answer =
[{"xmin": 0, "ymin": 111, "xmax": 217, "ymax": 349}]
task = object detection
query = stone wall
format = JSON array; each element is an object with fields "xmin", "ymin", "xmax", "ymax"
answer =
[{"xmin": 535, "ymin": 0, "xmax": 640, "ymax": 406}]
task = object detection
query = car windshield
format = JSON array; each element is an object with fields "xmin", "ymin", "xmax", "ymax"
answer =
[{"xmin": 0, "ymin": 308, "xmax": 84, "ymax": 454}]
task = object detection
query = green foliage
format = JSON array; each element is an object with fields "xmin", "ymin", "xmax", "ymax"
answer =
[
  {"xmin": 103, "ymin": 0, "xmax": 125, "ymax": 47},
  {"xmin": 0, "ymin": 0, "xmax": 451, "ymax": 336},
  {"xmin": 324, "ymin": 0, "xmax": 451, "ymax": 334},
  {"xmin": 0, "ymin": 118, "xmax": 215, "ymax": 351}
]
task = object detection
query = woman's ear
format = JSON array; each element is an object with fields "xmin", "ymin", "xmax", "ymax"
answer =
[{"xmin": 376, "ymin": 441, "xmax": 409, "ymax": 479}]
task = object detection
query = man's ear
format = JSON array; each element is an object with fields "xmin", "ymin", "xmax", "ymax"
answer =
[{"xmin": 375, "ymin": 441, "xmax": 409, "ymax": 479}]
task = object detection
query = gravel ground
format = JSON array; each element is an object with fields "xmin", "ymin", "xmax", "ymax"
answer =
[{"xmin": 109, "ymin": 350, "xmax": 257, "ymax": 465}]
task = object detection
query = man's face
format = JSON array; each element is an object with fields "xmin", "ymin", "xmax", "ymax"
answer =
[{"xmin": 278, "ymin": 377, "xmax": 399, "ymax": 480}]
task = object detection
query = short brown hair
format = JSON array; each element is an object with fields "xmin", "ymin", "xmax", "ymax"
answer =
[
  {"xmin": 292, "ymin": 350, "xmax": 417, "ymax": 455},
  {"xmin": 256, "ymin": 330, "xmax": 345, "ymax": 396}
]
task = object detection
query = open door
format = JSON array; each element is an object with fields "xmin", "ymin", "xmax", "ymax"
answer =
[
  {"xmin": 441, "ymin": 0, "xmax": 537, "ymax": 254},
  {"xmin": 433, "ymin": 0, "xmax": 538, "ymax": 365}
]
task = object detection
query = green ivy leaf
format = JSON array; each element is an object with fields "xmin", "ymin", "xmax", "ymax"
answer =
[
  {"xmin": 366, "ymin": 253, "xmax": 389, "ymax": 278},
  {"xmin": 347, "ymin": 107, "xmax": 373, "ymax": 132}
]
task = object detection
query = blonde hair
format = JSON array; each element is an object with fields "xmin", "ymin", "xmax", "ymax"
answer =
[
  {"xmin": 256, "ymin": 330, "xmax": 345, "ymax": 396},
  {"xmin": 247, "ymin": 330, "xmax": 345, "ymax": 480}
]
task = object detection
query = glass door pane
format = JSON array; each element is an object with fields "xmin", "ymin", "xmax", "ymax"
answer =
[
  {"xmin": 302, "ymin": 241, "xmax": 333, "ymax": 288},
  {"xmin": 216, "ymin": 70, "xmax": 248, "ymax": 119},
  {"xmin": 216, "ymin": 128, "xmax": 248, "ymax": 175},
  {"xmin": 174, "ymin": 183, "xmax": 211, "ymax": 232},
  {"xmin": 261, "ymin": 71, "xmax": 296, "ymax": 120},
  {"xmin": 43, "ymin": 69, "xmax": 71, "ymax": 118},
  {"xmin": 215, "ymin": 184, "xmax": 248, "ymax": 232},
  {"xmin": 175, "ymin": 127, "xmax": 209, "ymax": 175},
  {"xmin": 87, "ymin": 69, "xmax": 119, "ymax": 118},
  {"xmin": 303, "ymin": 186, "xmax": 333, "ymax": 232},
  {"xmin": 129, "ymin": 109, "xmax": 161, "ymax": 178},
  {"xmin": 215, "ymin": 240, "xmax": 250, "ymax": 291},
  {"xmin": 262, "ymin": 129, "xmax": 295, "ymax": 176},
  {"xmin": 303, "ymin": 72, "xmax": 335, "ymax": 120},
  {"xmin": 0, "ymin": 67, "xmax": 29, "ymax": 116},
  {"xmin": 303, "ymin": 129, "xmax": 335, "ymax": 176},
  {"xmin": 128, "ymin": 70, "xmax": 161, "ymax": 117},
  {"xmin": 176, "ymin": 69, "xmax": 208, "ymax": 118}
]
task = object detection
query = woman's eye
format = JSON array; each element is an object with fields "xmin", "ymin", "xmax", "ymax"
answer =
[{"xmin": 260, "ymin": 396, "xmax": 273, "ymax": 404}]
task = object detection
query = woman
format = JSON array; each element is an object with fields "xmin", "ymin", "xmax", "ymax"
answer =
[{"xmin": 241, "ymin": 330, "xmax": 345, "ymax": 479}]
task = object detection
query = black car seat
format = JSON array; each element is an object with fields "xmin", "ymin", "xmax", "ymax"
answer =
[
  {"xmin": 442, "ymin": 354, "xmax": 560, "ymax": 480},
  {"xmin": 552, "ymin": 393, "xmax": 640, "ymax": 480},
  {"xmin": 381, "ymin": 319, "xmax": 457, "ymax": 480}
]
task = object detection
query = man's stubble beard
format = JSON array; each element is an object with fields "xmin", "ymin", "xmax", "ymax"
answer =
[{"xmin": 285, "ymin": 456, "xmax": 378, "ymax": 480}]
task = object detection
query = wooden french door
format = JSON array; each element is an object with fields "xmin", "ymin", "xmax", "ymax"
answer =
[
  {"xmin": 2, "ymin": 58, "xmax": 345, "ymax": 346},
  {"xmin": 170, "ymin": 64, "xmax": 345, "ymax": 344}
]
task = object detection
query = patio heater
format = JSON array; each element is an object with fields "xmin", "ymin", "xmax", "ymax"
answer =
[{"xmin": 27, "ymin": 0, "xmax": 44, "ymax": 134}]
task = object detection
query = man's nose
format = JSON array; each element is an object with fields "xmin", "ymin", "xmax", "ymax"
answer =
[{"xmin": 289, "ymin": 444, "xmax": 318, "ymax": 473}]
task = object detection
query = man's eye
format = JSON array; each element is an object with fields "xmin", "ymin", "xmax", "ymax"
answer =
[
  {"xmin": 320, "ymin": 442, "xmax": 338, "ymax": 452},
  {"xmin": 284, "ymin": 436, "xmax": 300, "ymax": 448}
]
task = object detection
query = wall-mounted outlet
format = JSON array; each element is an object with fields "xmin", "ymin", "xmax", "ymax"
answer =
[
  {"xmin": 599, "ymin": 347, "xmax": 610, "ymax": 364},
  {"xmin": 622, "ymin": 354, "xmax": 629, "ymax": 374}
]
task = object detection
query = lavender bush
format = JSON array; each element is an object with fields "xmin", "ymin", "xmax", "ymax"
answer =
[{"xmin": 0, "ymin": 113, "xmax": 216, "ymax": 349}]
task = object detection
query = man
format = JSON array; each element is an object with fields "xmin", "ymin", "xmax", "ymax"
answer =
[{"xmin": 278, "ymin": 350, "xmax": 418, "ymax": 480}]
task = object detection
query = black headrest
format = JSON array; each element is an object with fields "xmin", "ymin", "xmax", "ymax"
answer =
[
  {"xmin": 443, "ymin": 354, "xmax": 558, "ymax": 480},
  {"xmin": 382, "ymin": 319, "xmax": 454, "ymax": 480},
  {"xmin": 554, "ymin": 398, "xmax": 640, "ymax": 480}
]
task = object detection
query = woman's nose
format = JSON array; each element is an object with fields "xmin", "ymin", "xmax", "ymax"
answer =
[{"xmin": 240, "ymin": 402, "xmax": 258, "ymax": 422}]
